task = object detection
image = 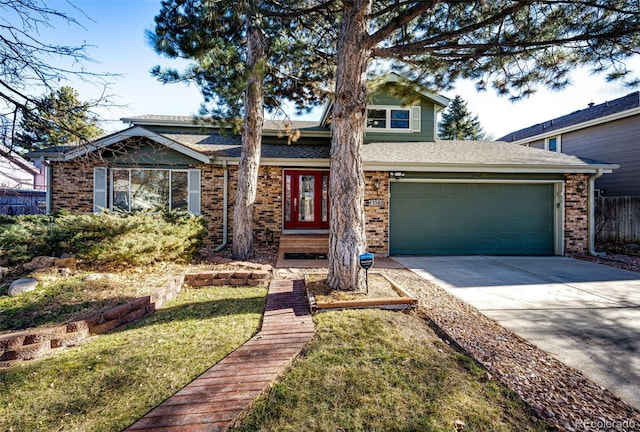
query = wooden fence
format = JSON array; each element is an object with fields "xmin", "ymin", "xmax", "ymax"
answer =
[
  {"xmin": 595, "ymin": 196, "xmax": 640, "ymax": 244},
  {"xmin": 0, "ymin": 189, "xmax": 46, "ymax": 215}
]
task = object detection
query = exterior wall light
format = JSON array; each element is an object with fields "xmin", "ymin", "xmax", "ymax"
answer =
[
  {"xmin": 576, "ymin": 182, "xmax": 586, "ymax": 193},
  {"xmin": 374, "ymin": 179, "xmax": 380, "ymax": 191},
  {"xmin": 391, "ymin": 171, "xmax": 405, "ymax": 181}
]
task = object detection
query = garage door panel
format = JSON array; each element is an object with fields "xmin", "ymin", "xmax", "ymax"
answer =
[{"xmin": 390, "ymin": 182, "xmax": 555, "ymax": 255}]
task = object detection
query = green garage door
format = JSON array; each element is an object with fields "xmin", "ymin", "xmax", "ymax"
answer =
[{"xmin": 389, "ymin": 182, "xmax": 555, "ymax": 255}]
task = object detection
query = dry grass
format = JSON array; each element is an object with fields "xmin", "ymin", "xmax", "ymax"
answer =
[
  {"xmin": 0, "ymin": 285, "xmax": 267, "ymax": 432},
  {"xmin": 0, "ymin": 262, "xmax": 187, "ymax": 332},
  {"xmin": 232, "ymin": 309, "xmax": 550, "ymax": 432}
]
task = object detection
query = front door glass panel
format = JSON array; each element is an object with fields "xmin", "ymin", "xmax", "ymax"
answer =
[
  {"xmin": 322, "ymin": 175, "xmax": 328, "ymax": 223},
  {"xmin": 283, "ymin": 170, "xmax": 329, "ymax": 229},
  {"xmin": 284, "ymin": 174, "xmax": 292, "ymax": 223},
  {"xmin": 298, "ymin": 175, "xmax": 315, "ymax": 222}
]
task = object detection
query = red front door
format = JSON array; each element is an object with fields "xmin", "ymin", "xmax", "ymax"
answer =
[{"xmin": 283, "ymin": 170, "xmax": 329, "ymax": 229}]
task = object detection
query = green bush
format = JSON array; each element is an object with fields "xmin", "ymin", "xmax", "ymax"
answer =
[
  {"xmin": 0, "ymin": 212, "xmax": 206, "ymax": 268},
  {"xmin": 0, "ymin": 215, "xmax": 51, "ymax": 263}
]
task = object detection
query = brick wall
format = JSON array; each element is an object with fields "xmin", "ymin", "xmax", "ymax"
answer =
[
  {"xmin": 201, "ymin": 165, "xmax": 226, "ymax": 246},
  {"xmin": 253, "ymin": 166, "xmax": 283, "ymax": 244},
  {"xmin": 49, "ymin": 160, "xmax": 593, "ymax": 256},
  {"xmin": 564, "ymin": 173, "xmax": 590, "ymax": 254},
  {"xmin": 50, "ymin": 162, "xmax": 94, "ymax": 213},
  {"xmin": 364, "ymin": 171, "xmax": 389, "ymax": 255},
  {"xmin": 202, "ymin": 165, "xmax": 282, "ymax": 247}
]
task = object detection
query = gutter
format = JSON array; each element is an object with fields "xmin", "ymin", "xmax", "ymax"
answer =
[
  {"xmin": 589, "ymin": 168, "xmax": 605, "ymax": 257},
  {"xmin": 214, "ymin": 160, "xmax": 229, "ymax": 251}
]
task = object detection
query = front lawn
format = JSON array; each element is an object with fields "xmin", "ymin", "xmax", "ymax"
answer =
[
  {"xmin": 0, "ymin": 263, "xmax": 185, "ymax": 332},
  {"xmin": 233, "ymin": 309, "xmax": 550, "ymax": 432},
  {"xmin": 0, "ymin": 285, "xmax": 267, "ymax": 432}
]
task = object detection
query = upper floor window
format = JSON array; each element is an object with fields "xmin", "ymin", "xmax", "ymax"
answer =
[
  {"xmin": 366, "ymin": 106, "xmax": 421, "ymax": 132},
  {"xmin": 546, "ymin": 136, "xmax": 561, "ymax": 152}
]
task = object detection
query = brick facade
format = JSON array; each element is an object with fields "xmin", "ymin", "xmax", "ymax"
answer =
[
  {"xmin": 564, "ymin": 173, "xmax": 590, "ymax": 254},
  {"xmin": 364, "ymin": 171, "xmax": 389, "ymax": 255},
  {"xmin": 50, "ymin": 162, "xmax": 94, "ymax": 213},
  {"xmin": 202, "ymin": 165, "xmax": 283, "ymax": 247},
  {"xmin": 48, "ymin": 160, "xmax": 591, "ymax": 256}
]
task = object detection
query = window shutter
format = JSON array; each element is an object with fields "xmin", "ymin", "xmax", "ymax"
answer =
[
  {"xmin": 411, "ymin": 106, "xmax": 421, "ymax": 132},
  {"xmin": 93, "ymin": 167, "xmax": 107, "ymax": 213},
  {"xmin": 188, "ymin": 169, "xmax": 201, "ymax": 215}
]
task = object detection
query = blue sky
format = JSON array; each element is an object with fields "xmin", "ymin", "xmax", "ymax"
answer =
[{"xmin": 45, "ymin": 0, "xmax": 639, "ymax": 137}]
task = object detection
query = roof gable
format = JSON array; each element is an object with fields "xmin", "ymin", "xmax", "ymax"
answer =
[
  {"xmin": 319, "ymin": 73, "xmax": 450, "ymax": 127},
  {"xmin": 54, "ymin": 126, "xmax": 211, "ymax": 164},
  {"xmin": 1, "ymin": 144, "xmax": 40, "ymax": 174}
]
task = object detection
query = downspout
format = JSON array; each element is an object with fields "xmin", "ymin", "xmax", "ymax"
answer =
[
  {"xmin": 214, "ymin": 160, "xmax": 229, "ymax": 251},
  {"xmin": 589, "ymin": 168, "xmax": 605, "ymax": 256},
  {"xmin": 45, "ymin": 161, "xmax": 52, "ymax": 215}
]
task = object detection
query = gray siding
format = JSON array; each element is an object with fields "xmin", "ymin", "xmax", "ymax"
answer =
[
  {"xmin": 104, "ymin": 142, "xmax": 202, "ymax": 167},
  {"xmin": 530, "ymin": 139, "xmax": 545, "ymax": 149},
  {"xmin": 365, "ymin": 87, "xmax": 438, "ymax": 142},
  {"xmin": 561, "ymin": 115, "xmax": 640, "ymax": 196}
]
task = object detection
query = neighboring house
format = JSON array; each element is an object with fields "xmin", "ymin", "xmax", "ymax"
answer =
[
  {"xmin": 31, "ymin": 75, "xmax": 616, "ymax": 256},
  {"xmin": 498, "ymin": 91, "xmax": 640, "ymax": 197},
  {"xmin": 0, "ymin": 144, "xmax": 46, "ymax": 215},
  {"xmin": 0, "ymin": 144, "xmax": 46, "ymax": 190}
]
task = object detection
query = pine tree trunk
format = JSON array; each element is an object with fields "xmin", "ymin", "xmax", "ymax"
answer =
[
  {"xmin": 327, "ymin": 0, "xmax": 372, "ymax": 291},
  {"xmin": 232, "ymin": 9, "xmax": 265, "ymax": 261}
]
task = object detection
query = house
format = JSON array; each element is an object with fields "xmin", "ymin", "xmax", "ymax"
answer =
[
  {"xmin": 498, "ymin": 91, "xmax": 640, "ymax": 197},
  {"xmin": 1, "ymin": 144, "xmax": 46, "ymax": 215},
  {"xmin": 31, "ymin": 76, "xmax": 617, "ymax": 256},
  {"xmin": 1, "ymin": 144, "xmax": 46, "ymax": 191}
]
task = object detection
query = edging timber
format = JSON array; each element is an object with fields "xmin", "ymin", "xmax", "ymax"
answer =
[{"xmin": 305, "ymin": 272, "xmax": 418, "ymax": 313}]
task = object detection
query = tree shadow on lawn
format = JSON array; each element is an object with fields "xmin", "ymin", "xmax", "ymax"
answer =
[
  {"xmin": 120, "ymin": 292, "xmax": 268, "ymax": 331},
  {"xmin": 0, "ymin": 293, "xmax": 267, "ymax": 432},
  {"xmin": 0, "ymin": 290, "xmax": 140, "ymax": 333}
]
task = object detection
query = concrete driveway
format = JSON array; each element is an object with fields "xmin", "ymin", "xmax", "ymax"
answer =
[{"xmin": 393, "ymin": 255, "xmax": 640, "ymax": 410}]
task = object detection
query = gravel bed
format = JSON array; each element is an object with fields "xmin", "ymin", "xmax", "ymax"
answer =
[{"xmin": 383, "ymin": 268, "xmax": 640, "ymax": 432}]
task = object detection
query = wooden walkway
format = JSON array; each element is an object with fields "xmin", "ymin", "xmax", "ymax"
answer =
[{"xmin": 125, "ymin": 279, "xmax": 314, "ymax": 432}]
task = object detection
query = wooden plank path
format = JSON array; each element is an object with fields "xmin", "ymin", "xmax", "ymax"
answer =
[{"xmin": 124, "ymin": 279, "xmax": 314, "ymax": 432}]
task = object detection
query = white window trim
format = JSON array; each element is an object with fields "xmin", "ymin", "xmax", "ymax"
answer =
[
  {"xmin": 365, "ymin": 105, "xmax": 418, "ymax": 133},
  {"xmin": 106, "ymin": 167, "xmax": 199, "ymax": 214},
  {"xmin": 545, "ymin": 135, "xmax": 562, "ymax": 153},
  {"xmin": 93, "ymin": 167, "xmax": 108, "ymax": 213}
]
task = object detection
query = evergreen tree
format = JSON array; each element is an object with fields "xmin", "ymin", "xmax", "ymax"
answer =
[
  {"xmin": 327, "ymin": 1, "xmax": 640, "ymax": 291},
  {"xmin": 150, "ymin": 0, "xmax": 336, "ymax": 260},
  {"xmin": 15, "ymin": 87, "xmax": 103, "ymax": 151},
  {"xmin": 438, "ymin": 96, "xmax": 486, "ymax": 140}
]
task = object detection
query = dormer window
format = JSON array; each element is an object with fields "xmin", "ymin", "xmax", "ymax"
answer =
[{"xmin": 366, "ymin": 105, "xmax": 421, "ymax": 132}]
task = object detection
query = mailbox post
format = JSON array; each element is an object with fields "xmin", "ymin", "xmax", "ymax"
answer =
[{"xmin": 359, "ymin": 252, "xmax": 374, "ymax": 294}]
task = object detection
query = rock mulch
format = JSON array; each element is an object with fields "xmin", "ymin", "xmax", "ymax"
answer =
[{"xmin": 384, "ymin": 268, "xmax": 640, "ymax": 432}]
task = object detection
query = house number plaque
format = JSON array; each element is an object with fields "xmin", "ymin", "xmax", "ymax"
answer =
[{"xmin": 366, "ymin": 199, "xmax": 384, "ymax": 207}]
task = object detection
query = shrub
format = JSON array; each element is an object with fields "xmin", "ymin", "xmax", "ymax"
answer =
[
  {"xmin": 0, "ymin": 215, "xmax": 51, "ymax": 264},
  {"xmin": 0, "ymin": 212, "xmax": 206, "ymax": 268}
]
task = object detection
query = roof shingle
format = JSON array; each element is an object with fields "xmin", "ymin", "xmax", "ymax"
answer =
[{"xmin": 498, "ymin": 92, "xmax": 640, "ymax": 142}]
